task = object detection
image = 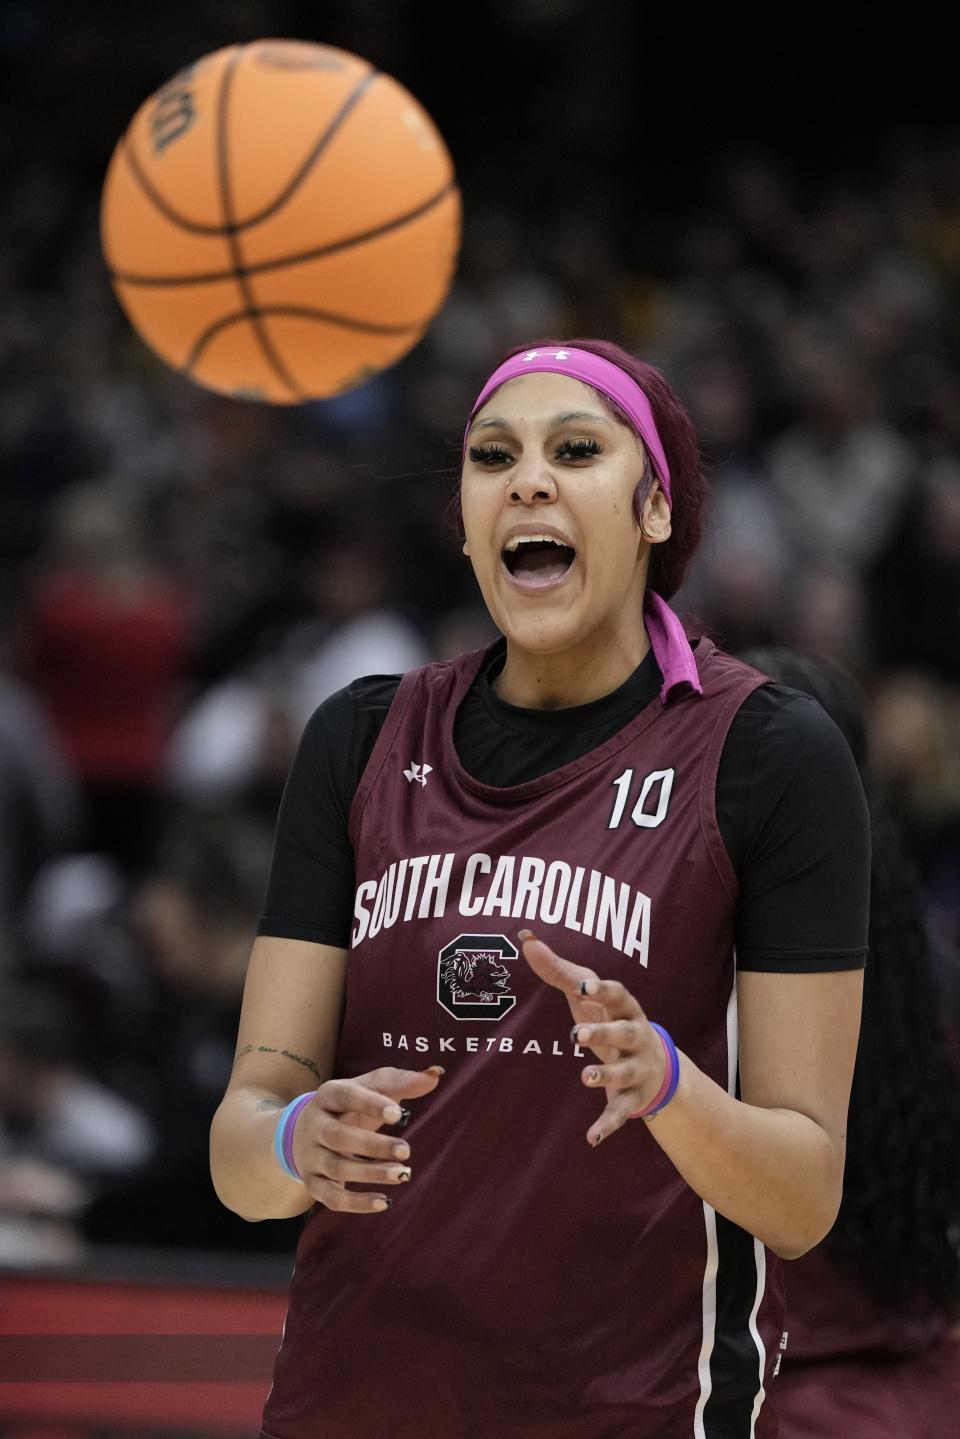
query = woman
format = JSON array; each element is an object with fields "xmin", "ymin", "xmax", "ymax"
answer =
[
  {"xmin": 211, "ymin": 340, "xmax": 869, "ymax": 1438},
  {"xmin": 737, "ymin": 647, "xmax": 960, "ymax": 1439}
]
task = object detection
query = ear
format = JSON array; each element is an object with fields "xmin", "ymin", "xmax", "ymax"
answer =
[{"xmin": 640, "ymin": 482, "xmax": 672, "ymax": 545}]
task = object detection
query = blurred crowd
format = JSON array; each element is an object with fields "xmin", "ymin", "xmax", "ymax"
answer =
[{"xmin": 0, "ymin": 2, "xmax": 959, "ymax": 1269}]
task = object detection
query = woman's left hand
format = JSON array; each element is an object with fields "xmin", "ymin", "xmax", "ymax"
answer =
[{"xmin": 519, "ymin": 928, "xmax": 670, "ymax": 1146}]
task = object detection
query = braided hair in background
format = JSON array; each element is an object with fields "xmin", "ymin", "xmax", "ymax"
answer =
[{"xmin": 739, "ymin": 646, "xmax": 960, "ymax": 1317}]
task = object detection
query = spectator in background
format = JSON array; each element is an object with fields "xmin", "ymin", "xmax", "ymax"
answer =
[
  {"xmin": 869, "ymin": 670, "xmax": 960, "ymax": 951},
  {"xmin": 430, "ymin": 202, "xmax": 566, "ymax": 380},
  {"xmin": 0, "ymin": 974, "xmax": 154, "ymax": 1267},
  {"xmin": 15, "ymin": 481, "xmax": 192, "ymax": 875},
  {"xmin": 739, "ymin": 647, "xmax": 960, "ymax": 1439},
  {"xmin": 866, "ymin": 457, "xmax": 960, "ymax": 683},
  {"xmin": 0, "ymin": 976, "xmax": 153, "ymax": 1180},
  {"xmin": 766, "ymin": 324, "xmax": 915, "ymax": 578},
  {"xmin": 165, "ymin": 656, "xmax": 298, "ymax": 819},
  {"xmin": 78, "ymin": 805, "xmax": 301, "ymax": 1254},
  {"xmin": 0, "ymin": 668, "xmax": 78, "ymax": 963},
  {"xmin": 283, "ymin": 511, "xmax": 429, "ymax": 733},
  {"xmin": 781, "ymin": 565, "xmax": 870, "ymax": 678},
  {"xmin": 675, "ymin": 350, "xmax": 790, "ymax": 652},
  {"xmin": 166, "ymin": 503, "xmax": 429, "ymax": 807}
]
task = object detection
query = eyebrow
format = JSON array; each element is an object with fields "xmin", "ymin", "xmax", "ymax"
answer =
[{"xmin": 470, "ymin": 409, "xmax": 610, "ymax": 433}]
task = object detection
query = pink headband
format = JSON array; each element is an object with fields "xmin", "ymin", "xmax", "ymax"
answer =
[{"xmin": 464, "ymin": 346, "xmax": 673, "ymax": 507}]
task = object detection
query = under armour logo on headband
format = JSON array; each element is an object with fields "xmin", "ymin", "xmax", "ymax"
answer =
[{"xmin": 465, "ymin": 344, "xmax": 674, "ymax": 509}]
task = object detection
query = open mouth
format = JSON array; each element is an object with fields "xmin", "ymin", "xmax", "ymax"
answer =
[{"xmin": 502, "ymin": 535, "xmax": 576, "ymax": 586}]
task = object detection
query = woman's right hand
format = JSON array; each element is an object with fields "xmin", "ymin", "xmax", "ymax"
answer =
[{"xmin": 291, "ymin": 1064, "xmax": 443, "ymax": 1214}]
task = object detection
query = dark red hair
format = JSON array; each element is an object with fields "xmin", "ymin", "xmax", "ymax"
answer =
[{"xmin": 468, "ymin": 337, "xmax": 708, "ymax": 600}]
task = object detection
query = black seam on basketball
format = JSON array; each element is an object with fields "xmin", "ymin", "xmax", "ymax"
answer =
[
  {"xmin": 215, "ymin": 46, "xmax": 303, "ymax": 401},
  {"xmin": 119, "ymin": 47, "xmax": 244, "ymax": 237},
  {"xmin": 184, "ymin": 307, "xmax": 426, "ymax": 373},
  {"xmin": 119, "ymin": 62, "xmax": 379, "ymax": 238},
  {"xmin": 108, "ymin": 179, "xmax": 459, "ymax": 287},
  {"xmin": 233, "ymin": 68, "xmax": 378, "ymax": 231},
  {"xmin": 121, "ymin": 133, "xmax": 216, "ymax": 237}
]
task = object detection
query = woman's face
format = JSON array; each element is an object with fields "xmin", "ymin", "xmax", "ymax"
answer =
[{"xmin": 461, "ymin": 372, "xmax": 668, "ymax": 660}]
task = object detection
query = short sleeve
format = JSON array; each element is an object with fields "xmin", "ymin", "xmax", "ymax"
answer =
[
  {"xmin": 257, "ymin": 677, "xmax": 401, "ymax": 947},
  {"xmin": 257, "ymin": 688, "xmax": 359, "ymax": 948},
  {"xmin": 728, "ymin": 690, "xmax": 871, "ymax": 972}
]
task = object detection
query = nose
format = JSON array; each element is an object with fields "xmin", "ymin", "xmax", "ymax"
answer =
[{"xmin": 508, "ymin": 456, "xmax": 557, "ymax": 505}]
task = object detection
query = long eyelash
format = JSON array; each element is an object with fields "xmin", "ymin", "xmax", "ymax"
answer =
[
  {"xmin": 556, "ymin": 437, "xmax": 602, "ymax": 459},
  {"xmin": 468, "ymin": 437, "xmax": 602, "ymax": 466},
  {"xmin": 468, "ymin": 443, "xmax": 513, "ymax": 465}
]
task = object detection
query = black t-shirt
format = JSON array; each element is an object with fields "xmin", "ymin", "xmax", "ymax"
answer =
[{"xmin": 259, "ymin": 642, "xmax": 870, "ymax": 971}]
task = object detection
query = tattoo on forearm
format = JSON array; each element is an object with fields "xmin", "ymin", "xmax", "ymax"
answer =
[{"xmin": 235, "ymin": 1043, "xmax": 322, "ymax": 1082}]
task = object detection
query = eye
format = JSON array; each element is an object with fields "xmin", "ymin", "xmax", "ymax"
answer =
[
  {"xmin": 468, "ymin": 442, "xmax": 514, "ymax": 466},
  {"xmin": 555, "ymin": 437, "xmax": 603, "ymax": 461}
]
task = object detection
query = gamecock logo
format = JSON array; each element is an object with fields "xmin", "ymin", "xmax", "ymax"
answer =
[{"xmin": 437, "ymin": 934, "xmax": 518, "ymax": 1021}]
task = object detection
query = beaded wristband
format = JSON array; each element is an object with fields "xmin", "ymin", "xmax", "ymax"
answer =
[
  {"xmin": 630, "ymin": 1024, "xmax": 681, "ymax": 1120},
  {"xmin": 273, "ymin": 1091, "xmax": 315, "ymax": 1182}
]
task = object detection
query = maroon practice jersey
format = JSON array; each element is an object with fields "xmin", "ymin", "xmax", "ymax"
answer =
[{"xmin": 262, "ymin": 639, "xmax": 787, "ymax": 1439}]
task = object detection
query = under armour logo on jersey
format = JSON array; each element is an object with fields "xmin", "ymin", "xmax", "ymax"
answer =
[
  {"xmin": 403, "ymin": 761, "xmax": 433, "ymax": 787},
  {"xmin": 520, "ymin": 348, "xmax": 569, "ymax": 362}
]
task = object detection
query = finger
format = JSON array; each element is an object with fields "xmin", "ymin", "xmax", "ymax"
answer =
[
  {"xmin": 576, "ymin": 977, "xmax": 645, "ymax": 1022},
  {"xmin": 582, "ymin": 1042, "xmax": 670, "ymax": 1146},
  {"xmin": 306, "ymin": 1176, "xmax": 395, "ymax": 1215},
  {"xmin": 316, "ymin": 1068, "xmax": 440, "ymax": 1126},
  {"xmin": 304, "ymin": 1114, "xmax": 411, "ymax": 1164},
  {"xmin": 585, "ymin": 1092, "xmax": 645, "ymax": 1148},
  {"xmin": 518, "ymin": 929, "xmax": 601, "ymax": 1000},
  {"xmin": 339, "ymin": 1066, "xmax": 444, "ymax": 1134},
  {"xmin": 351, "ymin": 1067, "xmax": 445, "ymax": 1125},
  {"xmin": 361, "ymin": 1065, "xmax": 445, "ymax": 1102},
  {"xmin": 305, "ymin": 1146, "xmax": 412, "ymax": 1189},
  {"xmin": 571, "ymin": 1018, "xmax": 649, "ymax": 1054},
  {"xmin": 521, "ymin": 931, "xmax": 646, "ymax": 1029},
  {"xmin": 581, "ymin": 1056, "xmax": 651, "ymax": 1094}
]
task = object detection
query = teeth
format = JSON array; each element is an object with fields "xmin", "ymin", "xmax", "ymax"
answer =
[{"xmin": 503, "ymin": 534, "xmax": 571, "ymax": 552}]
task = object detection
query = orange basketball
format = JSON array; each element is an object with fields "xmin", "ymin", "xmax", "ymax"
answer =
[{"xmin": 100, "ymin": 39, "xmax": 462, "ymax": 403}]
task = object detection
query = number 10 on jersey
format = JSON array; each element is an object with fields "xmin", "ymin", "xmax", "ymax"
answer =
[{"xmin": 608, "ymin": 768, "xmax": 675, "ymax": 830}]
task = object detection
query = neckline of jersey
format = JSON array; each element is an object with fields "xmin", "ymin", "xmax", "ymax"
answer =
[
  {"xmin": 442, "ymin": 638, "xmax": 712, "ymax": 805},
  {"xmin": 476, "ymin": 637, "xmax": 663, "ymax": 736}
]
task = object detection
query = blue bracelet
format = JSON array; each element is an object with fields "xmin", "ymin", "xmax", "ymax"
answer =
[
  {"xmin": 642, "ymin": 1024, "xmax": 681, "ymax": 1117},
  {"xmin": 273, "ymin": 1091, "xmax": 315, "ymax": 1181}
]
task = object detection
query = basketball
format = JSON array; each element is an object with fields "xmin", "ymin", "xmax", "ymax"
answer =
[{"xmin": 100, "ymin": 39, "xmax": 462, "ymax": 403}]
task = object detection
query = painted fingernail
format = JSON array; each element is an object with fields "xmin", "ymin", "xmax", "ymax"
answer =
[
  {"xmin": 393, "ymin": 1143, "xmax": 410, "ymax": 1161},
  {"xmin": 392, "ymin": 1167, "xmax": 412, "ymax": 1183},
  {"xmin": 517, "ymin": 928, "xmax": 536, "ymax": 943},
  {"xmin": 591, "ymin": 1130, "xmax": 605, "ymax": 1147},
  {"xmin": 396, "ymin": 1107, "xmax": 412, "ymax": 1129},
  {"xmin": 383, "ymin": 1104, "xmax": 402, "ymax": 1123},
  {"xmin": 580, "ymin": 978, "xmax": 599, "ymax": 997},
  {"xmin": 585, "ymin": 1068, "xmax": 601, "ymax": 1084},
  {"xmin": 424, "ymin": 1065, "xmax": 445, "ymax": 1077},
  {"xmin": 576, "ymin": 1025, "xmax": 592, "ymax": 1043},
  {"xmin": 373, "ymin": 1197, "xmax": 392, "ymax": 1211}
]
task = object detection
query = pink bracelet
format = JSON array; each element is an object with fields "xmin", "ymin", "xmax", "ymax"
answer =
[{"xmin": 629, "ymin": 1025, "xmax": 680, "ymax": 1119}]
